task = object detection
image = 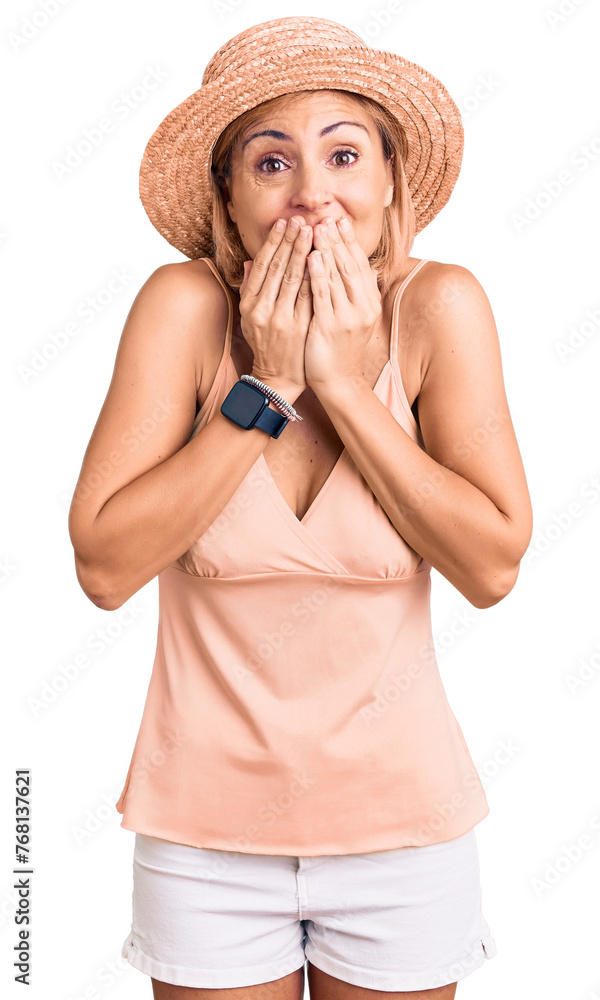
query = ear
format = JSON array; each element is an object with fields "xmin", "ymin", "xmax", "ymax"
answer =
[
  {"xmin": 220, "ymin": 183, "xmax": 236, "ymax": 224},
  {"xmin": 215, "ymin": 171, "xmax": 236, "ymax": 223},
  {"xmin": 225, "ymin": 191, "xmax": 237, "ymax": 224},
  {"xmin": 385, "ymin": 154, "xmax": 395, "ymax": 207}
]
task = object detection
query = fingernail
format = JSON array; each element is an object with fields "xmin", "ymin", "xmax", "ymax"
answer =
[
  {"xmin": 275, "ymin": 219, "xmax": 286, "ymax": 232},
  {"xmin": 339, "ymin": 217, "xmax": 351, "ymax": 231},
  {"xmin": 299, "ymin": 226, "xmax": 311, "ymax": 240}
]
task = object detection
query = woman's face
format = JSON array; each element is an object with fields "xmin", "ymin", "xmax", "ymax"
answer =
[{"xmin": 224, "ymin": 90, "xmax": 394, "ymax": 261}]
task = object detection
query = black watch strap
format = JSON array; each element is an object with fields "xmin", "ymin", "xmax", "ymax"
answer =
[{"xmin": 254, "ymin": 405, "xmax": 289, "ymax": 438}]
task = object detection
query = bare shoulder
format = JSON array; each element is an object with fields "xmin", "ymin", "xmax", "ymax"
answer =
[
  {"xmin": 404, "ymin": 259, "xmax": 481, "ymax": 315},
  {"xmin": 403, "ymin": 260, "xmax": 496, "ymax": 378},
  {"xmin": 148, "ymin": 258, "xmax": 229, "ymax": 321},
  {"xmin": 386, "ymin": 259, "xmax": 477, "ymax": 409},
  {"xmin": 133, "ymin": 258, "xmax": 229, "ymax": 346},
  {"xmin": 147, "ymin": 258, "xmax": 231, "ymax": 398}
]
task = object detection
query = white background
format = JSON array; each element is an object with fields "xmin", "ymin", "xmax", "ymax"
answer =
[{"xmin": 2, "ymin": 0, "xmax": 600, "ymax": 997}]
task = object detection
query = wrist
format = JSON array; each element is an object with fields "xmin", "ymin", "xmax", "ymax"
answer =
[
  {"xmin": 310, "ymin": 373, "xmax": 368, "ymax": 403},
  {"xmin": 248, "ymin": 370, "xmax": 303, "ymax": 407}
]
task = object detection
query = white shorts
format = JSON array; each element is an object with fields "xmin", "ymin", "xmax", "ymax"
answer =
[{"xmin": 121, "ymin": 828, "xmax": 497, "ymax": 992}]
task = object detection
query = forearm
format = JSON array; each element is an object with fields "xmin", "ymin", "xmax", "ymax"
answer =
[
  {"xmin": 74, "ymin": 404, "xmax": 285, "ymax": 611},
  {"xmin": 314, "ymin": 376, "xmax": 519, "ymax": 608}
]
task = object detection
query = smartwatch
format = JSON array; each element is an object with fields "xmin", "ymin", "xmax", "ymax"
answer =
[{"xmin": 220, "ymin": 380, "xmax": 289, "ymax": 438}]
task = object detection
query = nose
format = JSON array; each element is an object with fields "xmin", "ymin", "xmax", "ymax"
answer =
[{"xmin": 288, "ymin": 157, "xmax": 334, "ymax": 219}]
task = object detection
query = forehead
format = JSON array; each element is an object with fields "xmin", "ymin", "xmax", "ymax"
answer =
[{"xmin": 241, "ymin": 90, "xmax": 371, "ymax": 133}]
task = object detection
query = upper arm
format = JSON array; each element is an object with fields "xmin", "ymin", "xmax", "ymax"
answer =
[
  {"xmin": 415, "ymin": 263, "xmax": 533, "ymax": 563},
  {"xmin": 68, "ymin": 261, "xmax": 226, "ymax": 565}
]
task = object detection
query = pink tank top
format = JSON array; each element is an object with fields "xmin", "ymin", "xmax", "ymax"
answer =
[{"xmin": 115, "ymin": 257, "xmax": 490, "ymax": 856}]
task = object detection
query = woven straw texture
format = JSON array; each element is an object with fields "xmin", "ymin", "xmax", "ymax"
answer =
[{"xmin": 138, "ymin": 16, "xmax": 464, "ymax": 258}]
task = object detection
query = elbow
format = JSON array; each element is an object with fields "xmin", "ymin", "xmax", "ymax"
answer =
[
  {"xmin": 90, "ymin": 591, "xmax": 128, "ymax": 612},
  {"xmin": 69, "ymin": 514, "xmax": 130, "ymax": 610},
  {"xmin": 470, "ymin": 561, "xmax": 521, "ymax": 610},
  {"xmin": 73, "ymin": 555, "xmax": 126, "ymax": 611},
  {"xmin": 470, "ymin": 515, "xmax": 532, "ymax": 609}
]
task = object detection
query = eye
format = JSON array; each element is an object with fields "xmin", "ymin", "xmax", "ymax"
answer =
[
  {"xmin": 332, "ymin": 148, "xmax": 359, "ymax": 167},
  {"xmin": 255, "ymin": 148, "xmax": 360, "ymax": 173},
  {"xmin": 256, "ymin": 155, "xmax": 287, "ymax": 174}
]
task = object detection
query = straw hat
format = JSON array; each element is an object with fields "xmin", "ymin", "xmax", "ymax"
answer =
[{"xmin": 138, "ymin": 15, "xmax": 464, "ymax": 259}]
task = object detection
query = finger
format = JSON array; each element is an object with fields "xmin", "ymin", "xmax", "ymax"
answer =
[
  {"xmin": 312, "ymin": 221, "xmax": 349, "ymax": 311},
  {"xmin": 294, "ymin": 259, "xmax": 314, "ymax": 321},
  {"xmin": 323, "ymin": 218, "xmax": 359, "ymax": 279},
  {"xmin": 239, "ymin": 260, "xmax": 253, "ymax": 299},
  {"xmin": 330, "ymin": 216, "xmax": 381, "ymax": 309},
  {"xmin": 275, "ymin": 224, "xmax": 313, "ymax": 311},
  {"xmin": 249, "ymin": 216, "xmax": 308, "ymax": 311},
  {"xmin": 331, "ymin": 216, "xmax": 373, "ymax": 282},
  {"xmin": 307, "ymin": 251, "xmax": 334, "ymax": 316},
  {"xmin": 243, "ymin": 216, "xmax": 304, "ymax": 302},
  {"xmin": 242, "ymin": 218, "xmax": 289, "ymax": 301}
]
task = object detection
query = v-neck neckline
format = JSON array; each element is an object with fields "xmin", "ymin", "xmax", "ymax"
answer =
[
  {"xmin": 225, "ymin": 260, "xmax": 422, "ymax": 529},
  {"xmin": 258, "ymin": 358, "xmax": 391, "ymax": 527}
]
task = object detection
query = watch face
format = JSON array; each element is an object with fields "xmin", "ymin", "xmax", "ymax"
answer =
[{"xmin": 222, "ymin": 381, "xmax": 267, "ymax": 427}]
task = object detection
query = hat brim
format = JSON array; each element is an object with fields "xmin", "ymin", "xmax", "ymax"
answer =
[{"xmin": 139, "ymin": 45, "xmax": 464, "ymax": 259}]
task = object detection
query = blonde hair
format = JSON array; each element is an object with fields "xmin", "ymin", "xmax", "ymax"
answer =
[{"xmin": 209, "ymin": 89, "xmax": 416, "ymax": 301}]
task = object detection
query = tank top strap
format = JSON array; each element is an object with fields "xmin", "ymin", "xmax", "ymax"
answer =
[
  {"xmin": 197, "ymin": 257, "xmax": 236, "ymax": 407},
  {"xmin": 389, "ymin": 258, "xmax": 432, "ymax": 370}
]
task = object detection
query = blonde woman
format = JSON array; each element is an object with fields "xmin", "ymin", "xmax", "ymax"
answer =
[{"xmin": 69, "ymin": 16, "xmax": 532, "ymax": 1000}]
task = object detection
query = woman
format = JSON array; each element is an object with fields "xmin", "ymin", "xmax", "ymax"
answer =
[{"xmin": 69, "ymin": 15, "xmax": 532, "ymax": 999}]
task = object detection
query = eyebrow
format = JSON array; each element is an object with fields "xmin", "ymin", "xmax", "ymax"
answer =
[{"xmin": 240, "ymin": 120, "xmax": 370, "ymax": 152}]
